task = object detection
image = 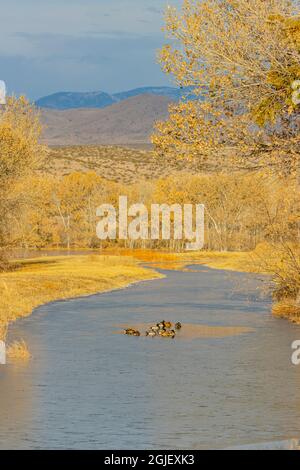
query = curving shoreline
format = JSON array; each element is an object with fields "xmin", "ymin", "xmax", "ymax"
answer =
[
  {"xmin": 0, "ymin": 254, "xmax": 163, "ymax": 341},
  {"xmin": 1, "ymin": 248, "xmax": 297, "ymax": 345},
  {"xmin": 1, "ymin": 263, "xmax": 296, "ymax": 449},
  {"xmin": 1, "ymin": 249, "xmax": 258, "ymax": 341}
]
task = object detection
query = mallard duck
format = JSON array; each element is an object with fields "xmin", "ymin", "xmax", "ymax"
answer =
[
  {"xmin": 146, "ymin": 330, "xmax": 156, "ymax": 337},
  {"xmin": 164, "ymin": 321, "xmax": 172, "ymax": 329},
  {"xmin": 158, "ymin": 328, "xmax": 167, "ymax": 336},
  {"xmin": 124, "ymin": 328, "xmax": 136, "ymax": 336},
  {"xmin": 158, "ymin": 322, "xmax": 165, "ymax": 330},
  {"xmin": 175, "ymin": 322, "xmax": 182, "ymax": 330},
  {"xmin": 161, "ymin": 330, "xmax": 176, "ymax": 339},
  {"xmin": 133, "ymin": 331, "xmax": 141, "ymax": 337},
  {"xmin": 151, "ymin": 325, "xmax": 160, "ymax": 332}
]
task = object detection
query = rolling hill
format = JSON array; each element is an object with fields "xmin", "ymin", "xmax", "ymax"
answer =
[
  {"xmin": 36, "ymin": 86, "xmax": 192, "ymax": 110},
  {"xmin": 37, "ymin": 91, "xmax": 115, "ymax": 110},
  {"xmin": 40, "ymin": 94, "xmax": 173, "ymax": 146}
]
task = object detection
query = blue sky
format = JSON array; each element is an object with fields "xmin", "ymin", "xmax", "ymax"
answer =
[{"xmin": 0, "ymin": 0, "xmax": 181, "ymax": 100}]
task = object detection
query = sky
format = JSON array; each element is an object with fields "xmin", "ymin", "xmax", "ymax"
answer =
[{"xmin": 0, "ymin": 0, "xmax": 182, "ymax": 100}]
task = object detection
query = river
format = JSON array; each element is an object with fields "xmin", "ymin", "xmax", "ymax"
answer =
[{"xmin": 0, "ymin": 265, "xmax": 300, "ymax": 449}]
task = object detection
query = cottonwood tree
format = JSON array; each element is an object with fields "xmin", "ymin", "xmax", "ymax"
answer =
[
  {"xmin": 0, "ymin": 96, "xmax": 45, "ymax": 267},
  {"xmin": 152, "ymin": 0, "xmax": 300, "ymax": 308},
  {"xmin": 152, "ymin": 0, "xmax": 300, "ymax": 173}
]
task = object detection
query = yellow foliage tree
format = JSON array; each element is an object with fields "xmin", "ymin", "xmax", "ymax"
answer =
[
  {"xmin": 152, "ymin": 0, "xmax": 300, "ymax": 173},
  {"xmin": 0, "ymin": 96, "xmax": 45, "ymax": 265}
]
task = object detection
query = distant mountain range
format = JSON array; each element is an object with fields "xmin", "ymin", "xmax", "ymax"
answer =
[
  {"xmin": 36, "ymin": 86, "xmax": 195, "ymax": 110},
  {"xmin": 41, "ymin": 94, "xmax": 174, "ymax": 146}
]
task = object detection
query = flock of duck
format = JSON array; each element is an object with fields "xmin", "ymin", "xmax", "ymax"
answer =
[{"xmin": 123, "ymin": 321, "xmax": 182, "ymax": 339}]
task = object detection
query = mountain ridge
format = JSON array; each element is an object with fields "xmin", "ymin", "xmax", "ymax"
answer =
[
  {"xmin": 41, "ymin": 94, "xmax": 173, "ymax": 145},
  {"xmin": 36, "ymin": 86, "xmax": 194, "ymax": 110}
]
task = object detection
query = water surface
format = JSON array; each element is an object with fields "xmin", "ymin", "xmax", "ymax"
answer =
[{"xmin": 1, "ymin": 266, "xmax": 300, "ymax": 449}]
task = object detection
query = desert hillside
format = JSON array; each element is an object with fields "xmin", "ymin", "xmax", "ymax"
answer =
[
  {"xmin": 40, "ymin": 94, "xmax": 173, "ymax": 146},
  {"xmin": 36, "ymin": 86, "xmax": 189, "ymax": 109},
  {"xmin": 44, "ymin": 145, "xmax": 208, "ymax": 184}
]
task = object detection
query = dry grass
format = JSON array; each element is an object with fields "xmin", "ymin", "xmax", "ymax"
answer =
[
  {"xmin": 1, "ymin": 246, "xmax": 298, "ymax": 344},
  {"xmin": 0, "ymin": 248, "xmax": 262, "ymax": 343},
  {"xmin": 104, "ymin": 248, "xmax": 261, "ymax": 272},
  {"xmin": 43, "ymin": 145, "xmax": 227, "ymax": 184},
  {"xmin": 272, "ymin": 300, "xmax": 300, "ymax": 323},
  {"xmin": 0, "ymin": 321, "xmax": 8, "ymax": 341},
  {"xmin": 7, "ymin": 340, "xmax": 31, "ymax": 361},
  {"xmin": 0, "ymin": 254, "xmax": 163, "ymax": 340}
]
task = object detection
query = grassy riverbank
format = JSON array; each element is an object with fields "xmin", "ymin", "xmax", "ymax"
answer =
[
  {"xmin": 107, "ymin": 248, "xmax": 300, "ymax": 325},
  {"xmin": 0, "ymin": 254, "xmax": 163, "ymax": 341},
  {"xmin": 0, "ymin": 249, "xmax": 258, "ymax": 342},
  {"xmin": 0, "ymin": 247, "xmax": 298, "ymax": 344},
  {"xmin": 105, "ymin": 248, "xmax": 261, "ymax": 273}
]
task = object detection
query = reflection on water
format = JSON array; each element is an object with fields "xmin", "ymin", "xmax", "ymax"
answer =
[
  {"xmin": 116, "ymin": 322, "xmax": 254, "ymax": 339},
  {"xmin": 1, "ymin": 266, "xmax": 300, "ymax": 450},
  {"xmin": 0, "ymin": 364, "xmax": 34, "ymax": 449},
  {"xmin": 227, "ymin": 439, "xmax": 300, "ymax": 450}
]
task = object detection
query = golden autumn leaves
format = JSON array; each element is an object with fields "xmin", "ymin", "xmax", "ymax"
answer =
[
  {"xmin": 0, "ymin": 97, "xmax": 46, "ymax": 265},
  {"xmin": 152, "ymin": 0, "xmax": 300, "ymax": 173}
]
